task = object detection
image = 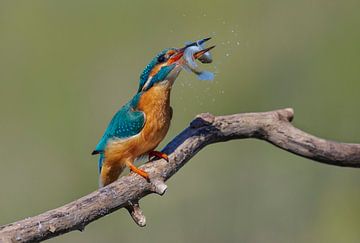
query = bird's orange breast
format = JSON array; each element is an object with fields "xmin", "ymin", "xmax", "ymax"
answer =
[
  {"xmin": 137, "ymin": 84, "xmax": 172, "ymax": 152},
  {"xmin": 104, "ymin": 84, "xmax": 172, "ymax": 167}
]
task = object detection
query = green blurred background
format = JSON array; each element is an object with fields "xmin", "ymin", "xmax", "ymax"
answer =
[{"xmin": 1, "ymin": 1, "xmax": 359, "ymax": 242}]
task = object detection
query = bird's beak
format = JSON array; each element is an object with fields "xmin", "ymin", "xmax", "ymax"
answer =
[
  {"xmin": 168, "ymin": 48, "xmax": 185, "ymax": 64},
  {"xmin": 185, "ymin": 37, "xmax": 212, "ymax": 48},
  {"xmin": 168, "ymin": 37, "xmax": 215, "ymax": 64},
  {"xmin": 193, "ymin": 45, "xmax": 215, "ymax": 59}
]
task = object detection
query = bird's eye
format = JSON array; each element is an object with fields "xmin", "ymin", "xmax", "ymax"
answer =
[{"xmin": 157, "ymin": 54, "xmax": 166, "ymax": 63}]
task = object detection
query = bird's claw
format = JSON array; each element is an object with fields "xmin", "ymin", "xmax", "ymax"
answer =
[
  {"xmin": 149, "ymin": 151, "xmax": 169, "ymax": 162},
  {"xmin": 129, "ymin": 164, "xmax": 150, "ymax": 181}
]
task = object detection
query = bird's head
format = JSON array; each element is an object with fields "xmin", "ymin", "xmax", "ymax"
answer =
[{"xmin": 137, "ymin": 38, "xmax": 214, "ymax": 92}]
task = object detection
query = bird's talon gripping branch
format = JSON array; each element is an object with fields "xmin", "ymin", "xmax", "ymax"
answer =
[
  {"xmin": 149, "ymin": 151, "xmax": 169, "ymax": 162},
  {"xmin": 129, "ymin": 164, "xmax": 149, "ymax": 181}
]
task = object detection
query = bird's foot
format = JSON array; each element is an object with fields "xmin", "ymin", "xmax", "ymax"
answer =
[
  {"xmin": 129, "ymin": 164, "xmax": 149, "ymax": 181},
  {"xmin": 149, "ymin": 151, "xmax": 169, "ymax": 162}
]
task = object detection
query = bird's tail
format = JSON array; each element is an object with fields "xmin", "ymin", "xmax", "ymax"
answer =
[
  {"xmin": 98, "ymin": 153, "xmax": 105, "ymax": 174},
  {"xmin": 98, "ymin": 155, "xmax": 127, "ymax": 188},
  {"xmin": 98, "ymin": 154, "xmax": 105, "ymax": 188}
]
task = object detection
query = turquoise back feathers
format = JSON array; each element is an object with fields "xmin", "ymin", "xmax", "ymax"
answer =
[
  {"xmin": 93, "ymin": 93, "xmax": 144, "ymax": 155},
  {"xmin": 93, "ymin": 93, "xmax": 145, "ymax": 173}
]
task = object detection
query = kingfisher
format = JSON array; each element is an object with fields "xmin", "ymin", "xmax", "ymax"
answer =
[{"xmin": 92, "ymin": 38, "xmax": 215, "ymax": 187}]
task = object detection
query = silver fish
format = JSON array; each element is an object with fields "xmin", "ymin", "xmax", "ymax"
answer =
[
  {"xmin": 182, "ymin": 38, "xmax": 215, "ymax": 81},
  {"xmin": 185, "ymin": 38, "xmax": 213, "ymax": 63}
]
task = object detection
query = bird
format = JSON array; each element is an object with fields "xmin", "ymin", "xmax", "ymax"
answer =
[{"xmin": 92, "ymin": 38, "xmax": 215, "ymax": 187}]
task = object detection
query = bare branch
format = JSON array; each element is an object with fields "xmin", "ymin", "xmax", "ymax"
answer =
[
  {"xmin": 125, "ymin": 201, "xmax": 146, "ymax": 227},
  {"xmin": 0, "ymin": 108, "xmax": 359, "ymax": 242}
]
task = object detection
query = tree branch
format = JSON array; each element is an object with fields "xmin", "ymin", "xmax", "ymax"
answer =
[{"xmin": 1, "ymin": 108, "xmax": 359, "ymax": 242}]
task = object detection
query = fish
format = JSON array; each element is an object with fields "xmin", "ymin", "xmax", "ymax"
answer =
[{"xmin": 182, "ymin": 38, "xmax": 215, "ymax": 81}]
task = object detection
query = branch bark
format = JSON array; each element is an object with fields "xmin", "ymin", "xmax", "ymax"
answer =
[{"xmin": 1, "ymin": 108, "xmax": 359, "ymax": 242}]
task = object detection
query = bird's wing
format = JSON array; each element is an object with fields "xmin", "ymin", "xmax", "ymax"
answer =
[{"xmin": 92, "ymin": 95, "xmax": 145, "ymax": 155}]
